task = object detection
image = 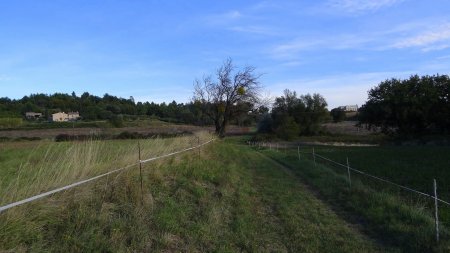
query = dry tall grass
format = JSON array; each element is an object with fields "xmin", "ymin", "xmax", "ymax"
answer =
[{"xmin": 0, "ymin": 131, "xmax": 213, "ymax": 210}]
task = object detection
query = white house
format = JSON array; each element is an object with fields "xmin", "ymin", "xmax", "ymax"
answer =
[
  {"xmin": 52, "ymin": 112, "xmax": 80, "ymax": 122},
  {"xmin": 338, "ymin": 105, "xmax": 358, "ymax": 112},
  {"xmin": 52, "ymin": 112, "xmax": 68, "ymax": 122}
]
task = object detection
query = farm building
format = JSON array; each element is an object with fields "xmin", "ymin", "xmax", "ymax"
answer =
[
  {"xmin": 338, "ymin": 105, "xmax": 358, "ymax": 112},
  {"xmin": 25, "ymin": 112, "xmax": 43, "ymax": 119},
  {"xmin": 67, "ymin": 112, "xmax": 80, "ymax": 121},
  {"xmin": 52, "ymin": 112, "xmax": 80, "ymax": 122}
]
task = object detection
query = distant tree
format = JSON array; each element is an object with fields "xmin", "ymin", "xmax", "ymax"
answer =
[
  {"xmin": 359, "ymin": 74, "xmax": 450, "ymax": 136},
  {"xmin": 268, "ymin": 89, "xmax": 329, "ymax": 138},
  {"xmin": 193, "ymin": 58, "xmax": 261, "ymax": 137},
  {"xmin": 330, "ymin": 108, "xmax": 346, "ymax": 123},
  {"xmin": 110, "ymin": 114, "xmax": 124, "ymax": 127}
]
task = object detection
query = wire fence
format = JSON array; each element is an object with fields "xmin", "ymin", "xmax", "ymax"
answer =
[
  {"xmin": 0, "ymin": 138, "xmax": 215, "ymax": 214},
  {"xmin": 248, "ymin": 141, "xmax": 449, "ymax": 243}
]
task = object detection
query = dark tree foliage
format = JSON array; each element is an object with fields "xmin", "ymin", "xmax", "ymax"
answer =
[
  {"xmin": 330, "ymin": 108, "xmax": 346, "ymax": 123},
  {"xmin": 0, "ymin": 90, "xmax": 264, "ymax": 127},
  {"xmin": 267, "ymin": 89, "xmax": 329, "ymax": 139},
  {"xmin": 359, "ymin": 74, "xmax": 450, "ymax": 136}
]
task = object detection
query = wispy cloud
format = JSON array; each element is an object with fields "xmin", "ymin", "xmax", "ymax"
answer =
[
  {"xmin": 271, "ymin": 34, "xmax": 373, "ymax": 59},
  {"xmin": 228, "ymin": 25, "xmax": 278, "ymax": 36},
  {"xmin": 391, "ymin": 23, "xmax": 450, "ymax": 51},
  {"xmin": 271, "ymin": 19, "xmax": 450, "ymax": 61},
  {"xmin": 205, "ymin": 10, "xmax": 243, "ymax": 25},
  {"xmin": 327, "ymin": 0, "xmax": 405, "ymax": 14}
]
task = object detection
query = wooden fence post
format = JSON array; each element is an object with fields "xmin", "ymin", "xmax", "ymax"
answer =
[
  {"xmin": 138, "ymin": 141, "xmax": 144, "ymax": 203},
  {"xmin": 197, "ymin": 136, "xmax": 200, "ymax": 158},
  {"xmin": 434, "ymin": 179, "xmax": 439, "ymax": 243},
  {"xmin": 313, "ymin": 147, "xmax": 316, "ymax": 167},
  {"xmin": 346, "ymin": 157, "xmax": 352, "ymax": 188},
  {"xmin": 297, "ymin": 146, "xmax": 300, "ymax": 160}
]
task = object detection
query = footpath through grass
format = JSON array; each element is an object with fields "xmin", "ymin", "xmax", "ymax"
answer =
[
  {"xmin": 0, "ymin": 137, "xmax": 388, "ymax": 252},
  {"xmin": 260, "ymin": 145, "xmax": 450, "ymax": 252}
]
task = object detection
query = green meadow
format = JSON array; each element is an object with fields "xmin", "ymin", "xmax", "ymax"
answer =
[
  {"xmin": 262, "ymin": 143, "xmax": 450, "ymax": 252},
  {"xmin": 0, "ymin": 135, "xmax": 395, "ymax": 252}
]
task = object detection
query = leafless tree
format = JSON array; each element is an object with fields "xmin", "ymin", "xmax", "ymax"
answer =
[{"xmin": 193, "ymin": 58, "xmax": 262, "ymax": 137}]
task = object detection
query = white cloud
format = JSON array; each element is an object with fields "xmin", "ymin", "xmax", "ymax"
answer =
[
  {"xmin": 391, "ymin": 23, "xmax": 450, "ymax": 51},
  {"xmin": 280, "ymin": 61, "xmax": 304, "ymax": 67},
  {"xmin": 206, "ymin": 10, "xmax": 243, "ymax": 25},
  {"xmin": 229, "ymin": 25, "xmax": 278, "ymax": 36},
  {"xmin": 270, "ymin": 19, "xmax": 450, "ymax": 61},
  {"xmin": 327, "ymin": 0, "xmax": 405, "ymax": 13},
  {"xmin": 224, "ymin": 10, "xmax": 242, "ymax": 20},
  {"xmin": 271, "ymin": 34, "xmax": 373, "ymax": 59}
]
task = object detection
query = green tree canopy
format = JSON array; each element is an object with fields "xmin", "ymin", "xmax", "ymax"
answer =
[
  {"xmin": 268, "ymin": 89, "xmax": 329, "ymax": 139},
  {"xmin": 358, "ymin": 74, "xmax": 450, "ymax": 136}
]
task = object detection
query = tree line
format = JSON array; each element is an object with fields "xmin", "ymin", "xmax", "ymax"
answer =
[
  {"xmin": 358, "ymin": 74, "xmax": 450, "ymax": 136},
  {"xmin": 2, "ymin": 56, "xmax": 448, "ymax": 138},
  {"xmin": 0, "ymin": 92, "xmax": 260, "ymax": 127}
]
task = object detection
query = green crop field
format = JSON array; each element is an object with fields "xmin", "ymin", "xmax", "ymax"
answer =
[
  {"xmin": 0, "ymin": 134, "xmax": 397, "ymax": 252},
  {"xmin": 259, "ymin": 143, "xmax": 450, "ymax": 252},
  {"xmin": 305, "ymin": 145, "xmax": 450, "ymax": 199},
  {"xmin": 293, "ymin": 145, "xmax": 450, "ymax": 222}
]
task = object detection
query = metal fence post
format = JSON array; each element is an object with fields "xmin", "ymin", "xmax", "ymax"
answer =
[
  {"xmin": 346, "ymin": 157, "xmax": 352, "ymax": 188},
  {"xmin": 434, "ymin": 179, "xmax": 439, "ymax": 243}
]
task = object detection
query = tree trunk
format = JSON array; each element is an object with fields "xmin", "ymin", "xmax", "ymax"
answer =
[
  {"xmin": 219, "ymin": 118, "xmax": 228, "ymax": 138},
  {"xmin": 214, "ymin": 119, "xmax": 221, "ymax": 135}
]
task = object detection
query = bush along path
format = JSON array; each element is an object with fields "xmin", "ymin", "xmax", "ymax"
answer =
[
  {"xmin": 258, "ymin": 145, "xmax": 450, "ymax": 253},
  {"xmin": 1, "ymin": 138, "xmax": 392, "ymax": 252}
]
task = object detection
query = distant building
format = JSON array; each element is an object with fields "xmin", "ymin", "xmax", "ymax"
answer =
[
  {"xmin": 338, "ymin": 105, "xmax": 358, "ymax": 112},
  {"xmin": 67, "ymin": 111, "xmax": 80, "ymax": 121},
  {"xmin": 52, "ymin": 112, "xmax": 80, "ymax": 122},
  {"xmin": 52, "ymin": 112, "xmax": 68, "ymax": 122},
  {"xmin": 25, "ymin": 112, "xmax": 43, "ymax": 119}
]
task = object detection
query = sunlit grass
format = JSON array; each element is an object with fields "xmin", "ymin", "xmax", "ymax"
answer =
[
  {"xmin": 0, "ymin": 134, "xmax": 387, "ymax": 252},
  {"xmin": 0, "ymin": 131, "xmax": 212, "ymax": 208}
]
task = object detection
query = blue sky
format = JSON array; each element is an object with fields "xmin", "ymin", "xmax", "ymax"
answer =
[{"xmin": 1, "ymin": 0, "xmax": 449, "ymax": 108}]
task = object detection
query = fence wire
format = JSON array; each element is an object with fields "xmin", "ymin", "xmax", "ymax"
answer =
[
  {"xmin": 0, "ymin": 138, "xmax": 215, "ymax": 213},
  {"xmin": 252, "ymin": 142, "xmax": 450, "ymax": 207}
]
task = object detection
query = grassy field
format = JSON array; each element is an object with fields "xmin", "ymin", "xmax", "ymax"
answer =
[
  {"xmin": 307, "ymin": 145, "xmax": 450, "ymax": 200},
  {"xmin": 0, "ymin": 135, "xmax": 391, "ymax": 252},
  {"xmin": 258, "ymin": 143, "xmax": 450, "ymax": 252},
  {"xmin": 295, "ymin": 145, "xmax": 450, "ymax": 222}
]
